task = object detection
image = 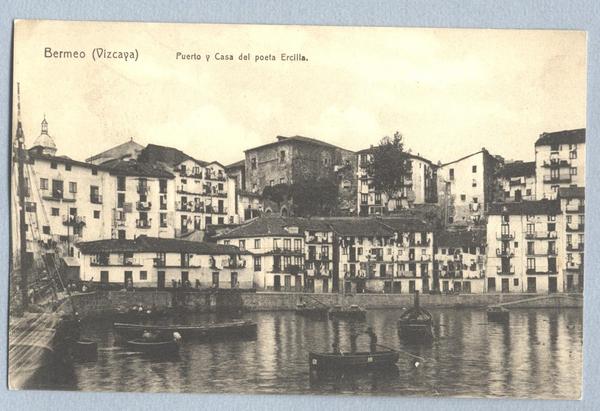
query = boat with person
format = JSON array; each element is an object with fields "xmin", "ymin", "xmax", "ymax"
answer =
[
  {"xmin": 113, "ymin": 319, "xmax": 257, "ymax": 341},
  {"xmin": 328, "ymin": 304, "xmax": 367, "ymax": 321},
  {"xmin": 487, "ymin": 305, "xmax": 510, "ymax": 323},
  {"xmin": 397, "ymin": 291, "xmax": 434, "ymax": 341}
]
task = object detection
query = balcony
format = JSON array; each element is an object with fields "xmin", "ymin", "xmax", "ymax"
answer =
[
  {"xmin": 496, "ymin": 266, "xmax": 515, "ymax": 275},
  {"xmin": 136, "ymin": 201, "xmax": 152, "ymax": 211},
  {"xmin": 409, "ymin": 238, "xmax": 431, "ymax": 247},
  {"xmin": 566, "ymin": 223, "xmax": 584, "ymax": 232},
  {"xmin": 136, "ymin": 219, "xmax": 152, "ymax": 229},
  {"xmin": 224, "ymin": 259, "xmax": 247, "ymax": 269},
  {"xmin": 496, "ymin": 231, "xmax": 515, "ymax": 240},
  {"xmin": 543, "ymin": 175, "xmax": 571, "ymax": 184},
  {"xmin": 90, "ymin": 194, "xmax": 103, "ymax": 204},
  {"xmin": 526, "ymin": 268, "xmax": 558, "ymax": 275},
  {"xmin": 43, "ymin": 192, "xmax": 76, "ymax": 203},
  {"xmin": 542, "ymin": 159, "xmax": 570, "ymax": 168},
  {"xmin": 565, "ymin": 204, "xmax": 585, "ymax": 213},
  {"xmin": 63, "ymin": 215, "xmax": 86, "ymax": 226},
  {"xmin": 525, "ymin": 231, "xmax": 558, "ymax": 240},
  {"xmin": 496, "ymin": 248, "xmax": 514, "ymax": 257},
  {"xmin": 567, "ymin": 243, "xmax": 584, "ymax": 251}
]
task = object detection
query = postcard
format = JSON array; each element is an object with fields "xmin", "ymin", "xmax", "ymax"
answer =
[{"xmin": 9, "ymin": 20, "xmax": 585, "ymax": 399}]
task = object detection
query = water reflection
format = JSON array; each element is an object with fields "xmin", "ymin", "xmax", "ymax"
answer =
[{"xmin": 38, "ymin": 308, "xmax": 582, "ymax": 399}]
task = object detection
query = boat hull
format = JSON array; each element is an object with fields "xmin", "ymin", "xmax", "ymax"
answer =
[
  {"xmin": 397, "ymin": 320, "xmax": 434, "ymax": 340},
  {"xmin": 114, "ymin": 320, "xmax": 257, "ymax": 342},
  {"xmin": 295, "ymin": 307, "xmax": 329, "ymax": 319},
  {"xmin": 309, "ymin": 350, "xmax": 399, "ymax": 371},
  {"xmin": 328, "ymin": 309, "xmax": 367, "ymax": 321},
  {"xmin": 125, "ymin": 339, "xmax": 180, "ymax": 357}
]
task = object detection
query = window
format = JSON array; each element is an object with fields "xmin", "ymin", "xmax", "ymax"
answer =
[
  {"xmin": 117, "ymin": 193, "xmax": 125, "ymax": 208},
  {"xmin": 40, "ymin": 178, "xmax": 48, "ymax": 190},
  {"xmin": 251, "ymin": 158, "xmax": 257, "ymax": 170},
  {"xmin": 92, "ymin": 168, "xmax": 98, "ymax": 175},
  {"xmin": 139, "ymin": 271, "xmax": 147, "ymax": 280},
  {"xmin": 526, "ymin": 188, "xmax": 532, "ymax": 196},
  {"xmin": 570, "ymin": 150, "xmax": 577, "ymax": 159},
  {"xmin": 51, "ymin": 207, "xmax": 59, "ymax": 216},
  {"xmin": 294, "ymin": 239, "xmax": 302, "ymax": 252},
  {"xmin": 252, "ymin": 183, "xmax": 257, "ymax": 192},
  {"xmin": 181, "ymin": 178, "xmax": 187, "ymax": 184},
  {"xmin": 550, "ymin": 143, "xmax": 559, "ymax": 151},
  {"xmin": 239, "ymin": 240, "xmax": 246, "ymax": 251},
  {"xmin": 527, "ymin": 258, "xmax": 536, "ymax": 270},
  {"xmin": 223, "ymin": 240, "xmax": 230, "ymax": 245},
  {"xmin": 117, "ymin": 176, "xmax": 126, "ymax": 191},
  {"xmin": 283, "ymin": 238, "xmax": 291, "ymax": 251},
  {"xmin": 374, "ymin": 193, "xmax": 382, "ymax": 205},
  {"xmin": 570, "ymin": 167, "xmax": 577, "ymax": 176},
  {"xmin": 548, "ymin": 215, "xmax": 556, "ymax": 221},
  {"xmin": 513, "ymin": 279, "xmax": 519, "ymax": 286},
  {"xmin": 473, "ymin": 197, "xmax": 478, "ymax": 203},
  {"xmin": 361, "ymin": 194, "xmax": 368, "ymax": 205},
  {"xmin": 460, "ymin": 194, "xmax": 466, "ymax": 201},
  {"xmin": 279, "ymin": 150, "xmax": 286, "ymax": 162},
  {"xmin": 42, "ymin": 225, "xmax": 50, "ymax": 235},
  {"xmin": 567, "ymin": 215, "xmax": 572, "ymax": 224},
  {"xmin": 93, "ymin": 210, "xmax": 100, "ymax": 219},
  {"xmin": 280, "ymin": 178, "xmax": 285, "ymax": 184},
  {"xmin": 527, "ymin": 241, "xmax": 534, "ymax": 255},
  {"xmin": 273, "ymin": 238, "xmax": 280, "ymax": 249},
  {"xmin": 65, "ymin": 164, "xmax": 72, "ymax": 171},
  {"xmin": 449, "ymin": 168, "xmax": 454, "ymax": 180},
  {"xmin": 472, "ymin": 179, "xmax": 477, "ymax": 188},
  {"xmin": 50, "ymin": 162, "xmax": 57, "ymax": 169},
  {"xmin": 472, "ymin": 165, "xmax": 477, "ymax": 173},
  {"xmin": 160, "ymin": 213, "xmax": 167, "ymax": 227},
  {"xmin": 253, "ymin": 256, "xmax": 261, "ymax": 271},
  {"xmin": 270, "ymin": 180, "xmax": 274, "ymax": 186}
]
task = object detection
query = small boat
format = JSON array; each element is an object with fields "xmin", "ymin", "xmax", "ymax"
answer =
[
  {"xmin": 113, "ymin": 320, "xmax": 257, "ymax": 341},
  {"xmin": 295, "ymin": 303, "xmax": 329, "ymax": 319},
  {"xmin": 309, "ymin": 350, "xmax": 399, "ymax": 371},
  {"xmin": 487, "ymin": 305, "xmax": 510, "ymax": 323},
  {"xmin": 125, "ymin": 338, "xmax": 181, "ymax": 357},
  {"xmin": 397, "ymin": 291, "xmax": 434, "ymax": 340},
  {"xmin": 328, "ymin": 304, "xmax": 367, "ymax": 321}
]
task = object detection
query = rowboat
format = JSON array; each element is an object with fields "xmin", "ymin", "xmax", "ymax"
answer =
[
  {"xmin": 309, "ymin": 350, "xmax": 399, "ymax": 371},
  {"xmin": 328, "ymin": 304, "xmax": 367, "ymax": 321},
  {"xmin": 113, "ymin": 320, "xmax": 257, "ymax": 341},
  {"xmin": 71, "ymin": 339, "xmax": 98, "ymax": 362},
  {"xmin": 397, "ymin": 291, "xmax": 434, "ymax": 340},
  {"xmin": 487, "ymin": 305, "xmax": 510, "ymax": 323},
  {"xmin": 125, "ymin": 338, "xmax": 181, "ymax": 357},
  {"xmin": 295, "ymin": 303, "xmax": 329, "ymax": 319}
]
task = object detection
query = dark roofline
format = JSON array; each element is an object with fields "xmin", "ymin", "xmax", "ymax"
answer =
[
  {"xmin": 534, "ymin": 128, "xmax": 586, "ymax": 147},
  {"xmin": 142, "ymin": 143, "xmax": 210, "ymax": 167},
  {"xmin": 440, "ymin": 149, "xmax": 492, "ymax": 168},
  {"xmin": 28, "ymin": 151, "xmax": 108, "ymax": 171},
  {"xmin": 225, "ymin": 159, "xmax": 245, "ymax": 170},
  {"xmin": 85, "ymin": 139, "xmax": 143, "ymax": 163},
  {"xmin": 244, "ymin": 135, "xmax": 350, "ymax": 153},
  {"xmin": 355, "ymin": 146, "xmax": 435, "ymax": 165},
  {"xmin": 76, "ymin": 236, "xmax": 246, "ymax": 255}
]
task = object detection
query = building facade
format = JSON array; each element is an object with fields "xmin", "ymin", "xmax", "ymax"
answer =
[
  {"xmin": 558, "ymin": 187, "xmax": 584, "ymax": 292},
  {"xmin": 534, "ymin": 129, "xmax": 585, "ymax": 200},
  {"xmin": 356, "ymin": 148, "xmax": 437, "ymax": 216},
  {"xmin": 485, "ymin": 200, "xmax": 563, "ymax": 293},
  {"xmin": 497, "ymin": 161, "xmax": 536, "ymax": 202}
]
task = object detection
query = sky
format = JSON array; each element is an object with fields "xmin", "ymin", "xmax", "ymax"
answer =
[{"xmin": 12, "ymin": 20, "xmax": 587, "ymax": 166}]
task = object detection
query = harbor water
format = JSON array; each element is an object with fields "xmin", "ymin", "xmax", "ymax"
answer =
[{"xmin": 39, "ymin": 308, "xmax": 582, "ymax": 399}]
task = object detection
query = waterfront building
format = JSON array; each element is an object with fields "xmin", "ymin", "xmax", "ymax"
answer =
[
  {"xmin": 534, "ymin": 128, "xmax": 585, "ymax": 200},
  {"xmin": 433, "ymin": 230, "xmax": 486, "ymax": 293},
  {"xmin": 216, "ymin": 217, "xmax": 306, "ymax": 291},
  {"xmin": 558, "ymin": 187, "xmax": 585, "ymax": 292},
  {"xmin": 497, "ymin": 161, "xmax": 536, "ymax": 202},
  {"xmin": 438, "ymin": 149, "xmax": 503, "ymax": 226},
  {"xmin": 243, "ymin": 135, "xmax": 356, "ymax": 215},
  {"xmin": 355, "ymin": 148, "xmax": 437, "ymax": 216},
  {"xmin": 76, "ymin": 236, "xmax": 253, "ymax": 289},
  {"xmin": 485, "ymin": 199, "xmax": 564, "ymax": 293}
]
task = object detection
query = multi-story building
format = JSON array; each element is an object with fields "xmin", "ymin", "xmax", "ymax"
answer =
[
  {"xmin": 76, "ymin": 236, "xmax": 253, "ymax": 289},
  {"xmin": 23, "ymin": 119, "xmax": 114, "ymax": 257},
  {"xmin": 438, "ymin": 149, "xmax": 502, "ymax": 225},
  {"xmin": 85, "ymin": 138, "xmax": 144, "ymax": 165},
  {"xmin": 244, "ymin": 135, "xmax": 356, "ymax": 215},
  {"xmin": 486, "ymin": 200, "xmax": 563, "ymax": 293},
  {"xmin": 217, "ymin": 217, "xmax": 306, "ymax": 291},
  {"xmin": 433, "ymin": 230, "xmax": 486, "ymax": 293},
  {"xmin": 225, "ymin": 159, "xmax": 263, "ymax": 223},
  {"xmin": 355, "ymin": 149, "xmax": 437, "ymax": 216},
  {"xmin": 558, "ymin": 187, "xmax": 585, "ymax": 292},
  {"xmin": 535, "ymin": 128, "xmax": 585, "ymax": 200},
  {"xmin": 497, "ymin": 161, "xmax": 536, "ymax": 202}
]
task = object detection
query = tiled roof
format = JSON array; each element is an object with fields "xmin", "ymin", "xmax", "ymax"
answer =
[
  {"xmin": 326, "ymin": 218, "xmax": 394, "ymax": 237},
  {"xmin": 139, "ymin": 144, "xmax": 209, "ymax": 167},
  {"xmin": 77, "ymin": 236, "xmax": 245, "ymax": 255},
  {"xmin": 28, "ymin": 151, "xmax": 107, "ymax": 171},
  {"xmin": 85, "ymin": 139, "xmax": 144, "ymax": 164},
  {"xmin": 377, "ymin": 217, "xmax": 433, "ymax": 232},
  {"xmin": 225, "ymin": 159, "xmax": 245, "ymax": 170},
  {"xmin": 497, "ymin": 161, "xmax": 535, "ymax": 178},
  {"xmin": 355, "ymin": 147, "xmax": 434, "ymax": 165},
  {"xmin": 245, "ymin": 135, "xmax": 350, "ymax": 153},
  {"xmin": 435, "ymin": 229, "xmax": 486, "ymax": 248},
  {"xmin": 535, "ymin": 128, "xmax": 585, "ymax": 147},
  {"xmin": 558, "ymin": 186, "xmax": 585, "ymax": 199},
  {"xmin": 488, "ymin": 199, "xmax": 561, "ymax": 215},
  {"xmin": 216, "ymin": 216, "xmax": 304, "ymax": 239},
  {"xmin": 102, "ymin": 159, "xmax": 175, "ymax": 178}
]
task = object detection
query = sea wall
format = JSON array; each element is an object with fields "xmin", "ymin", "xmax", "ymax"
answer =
[{"xmin": 71, "ymin": 290, "xmax": 583, "ymax": 318}]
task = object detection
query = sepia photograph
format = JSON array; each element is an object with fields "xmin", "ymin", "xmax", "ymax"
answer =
[{"xmin": 8, "ymin": 19, "xmax": 586, "ymax": 399}]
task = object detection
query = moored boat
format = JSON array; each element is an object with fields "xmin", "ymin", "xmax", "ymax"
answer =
[
  {"xmin": 487, "ymin": 305, "xmax": 510, "ymax": 323},
  {"xmin": 295, "ymin": 303, "xmax": 329, "ymax": 319},
  {"xmin": 309, "ymin": 350, "xmax": 399, "ymax": 371},
  {"xmin": 113, "ymin": 320, "xmax": 257, "ymax": 341},
  {"xmin": 397, "ymin": 291, "xmax": 434, "ymax": 340},
  {"xmin": 71, "ymin": 338, "xmax": 98, "ymax": 362},
  {"xmin": 328, "ymin": 304, "xmax": 367, "ymax": 321}
]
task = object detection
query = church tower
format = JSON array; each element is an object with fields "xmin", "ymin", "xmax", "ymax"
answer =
[{"xmin": 31, "ymin": 116, "xmax": 57, "ymax": 156}]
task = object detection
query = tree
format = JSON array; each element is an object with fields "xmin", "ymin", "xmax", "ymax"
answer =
[
  {"xmin": 262, "ymin": 183, "xmax": 290, "ymax": 208},
  {"xmin": 365, "ymin": 131, "xmax": 412, "ymax": 211},
  {"xmin": 290, "ymin": 177, "xmax": 338, "ymax": 217}
]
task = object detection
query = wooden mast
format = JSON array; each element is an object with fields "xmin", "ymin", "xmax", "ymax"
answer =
[{"xmin": 15, "ymin": 83, "xmax": 29, "ymax": 310}]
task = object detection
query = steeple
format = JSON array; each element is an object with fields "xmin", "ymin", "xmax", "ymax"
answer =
[
  {"xmin": 41, "ymin": 115, "xmax": 48, "ymax": 134},
  {"xmin": 31, "ymin": 115, "xmax": 57, "ymax": 156}
]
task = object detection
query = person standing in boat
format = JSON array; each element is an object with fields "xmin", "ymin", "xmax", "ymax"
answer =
[{"xmin": 366, "ymin": 327, "xmax": 377, "ymax": 353}]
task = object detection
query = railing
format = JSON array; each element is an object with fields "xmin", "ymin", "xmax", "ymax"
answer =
[
  {"xmin": 566, "ymin": 261, "xmax": 581, "ymax": 271},
  {"xmin": 526, "ymin": 268, "xmax": 558, "ymax": 275},
  {"xmin": 136, "ymin": 201, "xmax": 152, "ymax": 211},
  {"xmin": 496, "ymin": 231, "xmax": 515, "ymax": 240},
  {"xmin": 496, "ymin": 266, "xmax": 515, "ymax": 275},
  {"xmin": 542, "ymin": 159, "xmax": 570, "ymax": 168},
  {"xmin": 90, "ymin": 194, "xmax": 103, "ymax": 204},
  {"xmin": 136, "ymin": 219, "xmax": 152, "ymax": 229},
  {"xmin": 224, "ymin": 259, "xmax": 247, "ymax": 269},
  {"xmin": 565, "ymin": 204, "xmax": 585, "ymax": 213},
  {"xmin": 496, "ymin": 248, "xmax": 514, "ymax": 257},
  {"xmin": 566, "ymin": 223, "xmax": 584, "ymax": 232},
  {"xmin": 43, "ymin": 193, "xmax": 76, "ymax": 202},
  {"xmin": 543, "ymin": 175, "xmax": 571, "ymax": 183},
  {"xmin": 525, "ymin": 231, "xmax": 558, "ymax": 240},
  {"xmin": 567, "ymin": 243, "xmax": 584, "ymax": 251},
  {"xmin": 63, "ymin": 215, "xmax": 86, "ymax": 226}
]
